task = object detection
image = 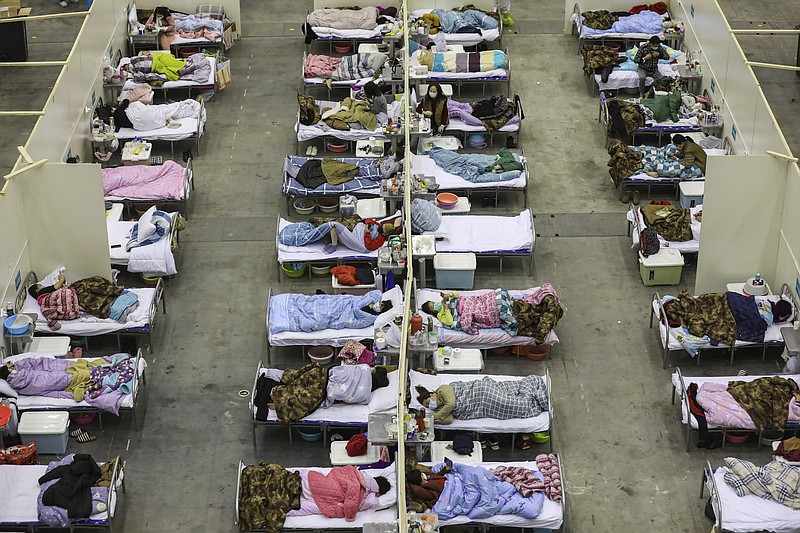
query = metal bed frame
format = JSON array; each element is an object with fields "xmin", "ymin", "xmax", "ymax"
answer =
[
  {"xmin": 275, "ymin": 209, "xmax": 535, "ymax": 278},
  {"xmin": 626, "ymin": 202, "xmax": 700, "ymax": 256},
  {"xmin": 17, "ymin": 271, "xmax": 167, "ymax": 355},
  {"xmin": 443, "ymin": 93, "xmax": 523, "ymax": 148},
  {"xmin": 300, "ymin": 51, "xmax": 406, "ymax": 99},
  {"xmin": 0, "ymin": 456, "xmax": 125, "ymax": 532},
  {"xmin": 671, "ymin": 368, "xmax": 799, "ymax": 452},
  {"xmin": 421, "ymin": 46, "xmax": 512, "ymax": 97},
  {"xmin": 5, "ymin": 347, "xmax": 147, "ymax": 431},
  {"xmin": 651, "ymin": 282, "xmax": 797, "ymax": 369},
  {"xmin": 281, "ymin": 155, "xmax": 382, "ymax": 212},
  {"xmin": 106, "ymin": 156, "xmax": 195, "ymax": 221},
  {"xmin": 406, "ymin": 1, "xmax": 504, "ymax": 50},
  {"xmin": 304, "ymin": 9, "xmax": 386, "ymax": 55},
  {"xmin": 106, "ymin": 98, "xmax": 206, "ymax": 156},
  {"xmin": 249, "ymin": 360, "xmax": 382, "ymax": 449},
  {"xmin": 571, "ymin": 2, "xmax": 684, "ymax": 53},
  {"xmin": 108, "ymin": 211, "xmax": 182, "ymax": 278},
  {"xmin": 599, "ymin": 91, "xmax": 702, "ymax": 148}
]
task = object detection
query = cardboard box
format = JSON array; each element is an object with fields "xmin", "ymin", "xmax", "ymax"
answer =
[{"xmin": 0, "ymin": 0, "xmax": 21, "ymax": 19}]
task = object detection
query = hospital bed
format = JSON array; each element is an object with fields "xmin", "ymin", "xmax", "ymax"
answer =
[
  {"xmin": 409, "ymin": 150, "xmax": 528, "ymax": 208},
  {"xmin": 301, "ymin": 51, "xmax": 378, "ymax": 95},
  {"xmin": 265, "ymin": 286, "xmax": 404, "ymax": 365},
  {"xmin": 276, "ymin": 209, "xmax": 534, "ymax": 276},
  {"xmin": 570, "ymin": 2, "xmax": 682, "ymax": 52},
  {"xmin": 418, "ymin": 459, "xmax": 565, "ymax": 531},
  {"xmin": 408, "ymin": 48, "xmax": 512, "ymax": 96},
  {"xmin": 128, "ymin": 7, "xmax": 229, "ymax": 56},
  {"xmin": 409, "ymin": 370, "xmax": 554, "ymax": 450},
  {"xmin": 408, "ymin": 8, "xmax": 503, "ymax": 48},
  {"xmin": 701, "ymin": 459, "xmax": 800, "ymax": 533},
  {"xmin": 113, "ymin": 49, "xmax": 217, "ymax": 101},
  {"xmin": 107, "ymin": 212, "xmax": 179, "ymax": 278},
  {"xmin": 627, "ymin": 204, "xmax": 701, "ymax": 254},
  {"xmin": 600, "ymin": 92, "xmax": 700, "ymax": 147},
  {"xmin": 592, "ymin": 61, "xmax": 680, "ymax": 96},
  {"xmin": 281, "ymin": 155, "xmax": 382, "ymax": 209},
  {"xmin": 651, "ymin": 282, "xmax": 797, "ymax": 368},
  {"xmin": 235, "ymin": 462, "xmax": 397, "ymax": 532},
  {"xmin": 671, "ymin": 368, "xmax": 800, "ymax": 452},
  {"xmin": 304, "ymin": 9, "xmax": 392, "ymax": 54},
  {"xmin": 3, "ymin": 349, "xmax": 147, "ymax": 430},
  {"xmin": 103, "ymin": 158, "xmax": 194, "ymax": 220},
  {"xmin": 17, "ymin": 271, "xmax": 166, "ymax": 354},
  {"xmin": 0, "ymin": 456, "xmax": 124, "ymax": 532},
  {"xmin": 113, "ymin": 99, "xmax": 206, "ymax": 155},
  {"xmin": 249, "ymin": 361, "xmax": 399, "ymax": 448}
]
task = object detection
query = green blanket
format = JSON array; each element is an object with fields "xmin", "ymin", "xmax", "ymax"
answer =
[
  {"xmin": 326, "ymin": 97, "xmax": 378, "ymax": 131},
  {"xmin": 641, "ymin": 91, "xmax": 681, "ymax": 122},
  {"xmin": 151, "ymin": 53, "xmax": 186, "ymax": 81},
  {"xmin": 321, "ymin": 159, "xmax": 360, "ymax": 185},
  {"xmin": 640, "ymin": 204, "xmax": 693, "ymax": 241},
  {"xmin": 489, "ymin": 148, "xmax": 524, "ymax": 172}
]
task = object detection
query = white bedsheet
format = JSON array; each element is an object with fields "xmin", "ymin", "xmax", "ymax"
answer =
[
  {"xmin": 268, "ymin": 286, "xmax": 404, "ymax": 347},
  {"xmin": 120, "ymin": 56, "xmax": 216, "ymax": 89},
  {"xmin": 709, "ymin": 467, "xmax": 800, "ymax": 533},
  {"xmin": 409, "ymin": 370, "xmax": 550, "ymax": 433},
  {"xmin": 0, "ymin": 464, "xmax": 116, "ymax": 523},
  {"xmin": 116, "ymin": 106, "xmax": 205, "ymax": 141},
  {"xmin": 595, "ymin": 63, "xmax": 676, "ymax": 90},
  {"xmin": 296, "ymin": 99, "xmax": 401, "ymax": 142},
  {"xmin": 277, "ymin": 217, "xmax": 380, "ymax": 263},
  {"xmin": 409, "ymin": 50, "xmax": 507, "ymax": 80},
  {"xmin": 417, "ymin": 287, "xmax": 560, "ymax": 348},
  {"xmin": 410, "ymin": 153, "xmax": 526, "ymax": 190},
  {"xmin": 419, "ymin": 460, "xmax": 563, "ymax": 530},
  {"xmin": 311, "ymin": 25, "xmax": 388, "ymax": 40},
  {"xmin": 654, "ymin": 294, "xmax": 793, "ymax": 351},
  {"xmin": 107, "ymin": 213, "xmax": 177, "ymax": 276},
  {"xmin": 409, "ymin": 10, "xmax": 501, "ymax": 45},
  {"xmin": 5, "ymin": 352, "xmax": 146, "ymax": 411},
  {"xmin": 627, "ymin": 205, "xmax": 701, "ymax": 253},
  {"xmin": 624, "ymin": 148, "xmax": 726, "ymax": 182},
  {"xmin": 22, "ymin": 288, "xmax": 156, "ymax": 336},
  {"xmin": 426, "ymin": 210, "xmax": 533, "ymax": 253}
]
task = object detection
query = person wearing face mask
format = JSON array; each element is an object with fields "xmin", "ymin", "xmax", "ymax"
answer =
[
  {"xmin": 407, "ymin": 468, "xmax": 447, "ymax": 508},
  {"xmin": 416, "ymin": 82, "xmax": 449, "ymax": 135}
]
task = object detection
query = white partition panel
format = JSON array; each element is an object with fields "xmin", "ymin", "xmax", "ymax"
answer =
[
  {"xmin": 775, "ymin": 165, "xmax": 800, "ymax": 293},
  {"xmin": 0, "ymin": 185, "xmax": 32, "ymax": 307},
  {"xmin": 696, "ymin": 155, "xmax": 786, "ymax": 293},
  {"xmin": 19, "ymin": 164, "xmax": 111, "ymax": 283},
  {"xmin": 135, "ymin": 0, "xmax": 241, "ymax": 37}
]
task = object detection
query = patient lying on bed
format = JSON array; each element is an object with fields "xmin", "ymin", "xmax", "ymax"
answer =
[
  {"xmin": 287, "ymin": 466, "xmax": 390, "ymax": 521},
  {"xmin": 280, "ymin": 215, "xmax": 402, "ymax": 253},
  {"xmin": 113, "ymin": 96, "xmax": 202, "ymax": 131}
]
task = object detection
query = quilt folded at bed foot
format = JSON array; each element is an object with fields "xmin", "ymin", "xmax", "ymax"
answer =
[
  {"xmin": 640, "ymin": 204, "xmax": 693, "ymax": 241},
  {"xmin": 432, "ymin": 463, "xmax": 544, "ymax": 520},
  {"xmin": 663, "ymin": 291, "xmax": 737, "ymax": 347},
  {"xmin": 238, "ymin": 462, "xmax": 303, "ymax": 533}
]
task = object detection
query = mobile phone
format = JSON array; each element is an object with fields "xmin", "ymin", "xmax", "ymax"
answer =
[
  {"xmin": 111, "ymin": 244, "xmax": 122, "ymax": 249},
  {"xmin": 444, "ymin": 457, "xmax": 453, "ymax": 468}
]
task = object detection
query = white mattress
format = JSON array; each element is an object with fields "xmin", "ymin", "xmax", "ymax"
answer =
[
  {"xmin": 304, "ymin": 76, "xmax": 366, "ymax": 87},
  {"xmin": 408, "ymin": 370, "xmax": 550, "ymax": 433},
  {"xmin": 642, "ymin": 116, "xmax": 700, "ymax": 129},
  {"xmin": 448, "ymin": 116, "xmax": 518, "ymax": 133},
  {"xmin": 409, "ymin": 10, "xmax": 500, "ymax": 45},
  {"xmin": 627, "ymin": 205, "xmax": 701, "ymax": 253},
  {"xmin": 5, "ymin": 352, "xmax": 146, "ymax": 411},
  {"xmin": 0, "ymin": 463, "xmax": 116, "ymax": 523},
  {"xmin": 417, "ymin": 287, "xmax": 560, "ymax": 348},
  {"xmin": 654, "ymin": 294, "xmax": 793, "ymax": 351},
  {"xmin": 311, "ymin": 25, "xmax": 387, "ymax": 40},
  {"xmin": 268, "ymin": 286, "xmax": 404, "ymax": 347},
  {"xmin": 277, "ymin": 217, "xmax": 380, "ymax": 263},
  {"xmin": 22, "ymin": 288, "xmax": 156, "ymax": 336},
  {"xmin": 120, "ymin": 56, "xmax": 216, "ymax": 89},
  {"xmin": 419, "ymin": 460, "xmax": 563, "ymax": 530},
  {"xmin": 709, "ymin": 467, "xmax": 800, "ymax": 533},
  {"xmin": 115, "ymin": 107, "xmax": 205, "ymax": 141},
  {"xmin": 409, "ymin": 50, "xmax": 507, "ymax": 80},
  {"xmin": 595, "ymin": 63, "xmax": 676, "ymax": 90},
  {"xmin": 296, "ymin": 99, "xmax": 401, "ymax": 142},
  {"xmin": 410, "ymin": 153, "xmax": 526, "ymax": 190},
  {"xmin": 671, "ymin": 372, "xmax": 800, "ymax": 429},
  {"xmin": 425, "ymin": 210, "xmax": 533, "ymax": 253},
  {"xmin": 106, "ymin": 213, "xmax": 177, "ymax": 276}
]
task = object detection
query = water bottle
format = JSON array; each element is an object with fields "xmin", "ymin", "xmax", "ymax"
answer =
[
  {"xmin": 755, "ymin": 273, "xmax": 763, "ymax": 286},
  {"xmin": 5, "ymin": 302, "xmax": 13, "ymax": 317}
]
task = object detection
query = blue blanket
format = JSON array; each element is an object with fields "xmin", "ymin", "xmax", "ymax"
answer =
[
  {"xmin": 284, "ymin": 156, "xmax": 381, "ymax": 196},
  {"xmin": 269, "ymin": 291, "xmax": 383, "ymax": 334},
  {"xmin": 581, "ymin": 10, "xmax": 662, "ymax": 36},
  {"xmin": 727, "ymin": 292, "xmax": 769, "ymax": 343},
  {"xmin": 431, "ymin": 9, "xmax": 498, "ymax": 33},
  {"xmin": 429, "ymin": 147, "xmax": 521, "ymax": 183},
  {"xmin": 432, "ymin": 463, "xmax": 544, "ymax": 521},
  {"xmin": 324, "ymin": 365, "xmax": 373, "ymax": 407}
]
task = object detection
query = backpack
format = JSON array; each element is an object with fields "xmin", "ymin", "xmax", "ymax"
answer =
[
  {"xmin": 94, "ymin": 97, "xmax": 117, "ymax": 126},
  {"xmin": 639, "ymin": 227, "xmax": 660, "ymax": 257},
  {"xmin": 452, "ymin": 433, "xmax": 474, "ymax": 456}
]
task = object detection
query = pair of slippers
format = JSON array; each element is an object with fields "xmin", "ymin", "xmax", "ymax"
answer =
[
  {"xmin": 480, "ymin": 436, "xmax": 500, "ymax": 451},
  {"xmin": 305, "ymin": 146, "xmax": 319, "ymax": 156},
  {"xmin": 621, "ymin": 190, "xmax": 641, "ymax": 205},
  {"xmin": 69, "ymin": 428, "xmax": 96, "ymax": 443},
  {"xmin": 649, "ymin": 200, "xmax": 671, "ymax": 205}
]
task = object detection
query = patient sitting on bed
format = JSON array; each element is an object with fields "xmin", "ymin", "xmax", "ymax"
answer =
[{"xmin": 286, "ymin": 466, "xmax": 391, "ymax": 520}]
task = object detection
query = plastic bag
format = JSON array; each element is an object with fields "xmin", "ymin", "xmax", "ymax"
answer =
[{"xmin": 216, "ymin": 57, "xmax": 232, "ymax": 90}]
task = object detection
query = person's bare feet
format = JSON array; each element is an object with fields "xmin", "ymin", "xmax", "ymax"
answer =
[
  {"xmin": 267, "ymin": 403, "xmax": 275, "ymax": 410},
  {"xmin": 69, "ymin": 347, "xmax": 83, "ymax": 358},
  {"xmin": 647, "ymin": 171, "xmax": 659, "ymax": 178}
]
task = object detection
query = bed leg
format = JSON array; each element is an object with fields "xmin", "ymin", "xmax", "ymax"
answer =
[
  {"xmin": 98, "ymin": 412, "xmax": 104, "ymax": 431},
  {"xmin": 148, "ymin": 332, "xmax": 153, "ymax": 354},
  {"xmin": 729, "ymin": 347, "xmax": 735, "ymax": 366},
  {"xmin": 494, "ymin": 189, "xmax": 499, "ymax": 208},
  {"xmin": 699, "ymin": 467, "xmax": 706, "ymax": 498},
  {"xmin": 132, "ymin": 406, "xmax": 138, "ymax": 431},
  {"xmin": 662, "ymin": 345, "xmax": 668, "ymax": 370},
  {"xmin": 761, "ymin": 344, "xmax": 767, "ymax": 363},
  {"xmin": 498, "ymin": 256, "xmax": 503, "ymax": 274},
  {"xmin": 252, "ymin": 423, "xmax": 257, "ymax": 449},
  {"xmin": 686, "ymin": 425, "xmax": 691, "ymax": 453},
  {"xmin": 671, "ymin": 385, "xmax": 676, "ymax": 405}
]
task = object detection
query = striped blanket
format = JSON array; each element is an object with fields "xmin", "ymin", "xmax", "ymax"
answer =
[
  {"xmin": 451, "ymin": 375, "xmax": 548, "ymax": 420},
  {"xmin": 418, "ymin": 50, "xmax": 507, "ymax": 73}
]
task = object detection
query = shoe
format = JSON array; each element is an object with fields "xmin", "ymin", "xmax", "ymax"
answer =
[
  {"xmin": 479, "ymin": 439, "xmax": 488, "ymax": 449},
  {"xmin": 501, "ymin": 11, "xmax": 515, "ymax": 26},
  {"xmin": 311, "ymin": 146, "xmax": 318, "ymax": 156},
  {"xmin": 632, "ymin": 190, "xmax": 641, "ymax": 205},
  {"xmin": 737, "ymin": 369, "xmax": 747, "ymax": 376},
  {"xmin": 620, "ymin": 190, "xmax": 632, "ymax": 203},
  {"xmin": 70, "ymin": 428, "xmax": 96, "ymax": 443},
  {"xmin": 481, "ymin": 196, "xmax": 492, "ymax": 208},
  {"xmin": 487, "ymin": 436, "xmax": 500, "ymax": 451},
  {"xmin": 59, "ymin": 0, "xmax": 68, "ymax": 6},
  {"xmin": 505, "ymin": 135, "xmax": 517, "ymax": 149},
  {"xmin": 329, "ymin": 226, "xmax": 338, "ymax": 246},
  {"xmin": 306, "ymin": 146, "xmax": 313, "ymax": 156},
  {"xmin": 661, "ymin": 200, "xmax": 671, "ymax": 205}
]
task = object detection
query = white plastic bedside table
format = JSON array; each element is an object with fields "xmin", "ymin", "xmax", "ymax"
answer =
[
  {"xmin": 430, "ymin": 440, "xmax": 483, "ymax": 463},
  {"xmin": 28, "ymin": 337, "xmax": 72, "ymax": 358},
  {"xmin": 726, "ymin": 282, "xmax": 772, "ymax": 296},
  {"xmin": 330, "ymin": 440, "xmax": 381, "ymax": 465},
  {"xmin": 433, "ymin": 349, "xmax": 483, "ymax": 373}
]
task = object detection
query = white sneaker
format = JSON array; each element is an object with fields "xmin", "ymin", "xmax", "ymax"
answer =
[
  {"xmin": 306, "ymin": 146, "xmax": 313, "ymax": 156},
  {"xmin": 311, "ymin": 146, "xmax": 318, "ymax": 156},
  {"xmin": 59, "ymin": 1, "xmax": 68, "ymax": 6}
]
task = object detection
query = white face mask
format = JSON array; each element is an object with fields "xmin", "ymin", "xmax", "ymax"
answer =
[
  {"xmin": 428, "ymin": 398, "xmax": 438, "ymax": 409},
  {"xmin": 428, "ymin": 91, "xmax": 438, "ymax": 98},
  {"xmin": 420, "ymin": 472, "xmax": 429, "ymax": 483}
]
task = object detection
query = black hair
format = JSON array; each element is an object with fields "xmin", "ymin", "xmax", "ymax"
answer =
[
  {"xmin": 671, "ymin": 134, "xmax": 686, "ymax": 145},
  {"xmin": 364, "ymin": 81, "xmax": 383, "ymax": 98},
  {"xmin": 420, "ymin": 301, "xmax": 436, "ymax": 316},
  {"xmin": 153, "ymin": 6, "xmax": 172, "ymax": 18},
  {"xmin": 773, "ymin": 299, "xmax": 793, "ymax": 323},
  {"xmin": 649, "ymin": 35, "xmax": 661, "ymax": 45},
  {"xmin": 374, "ymin": 475, "xmax": 391, "ymax": 496},
  {"xmin": 426, "ymin": 82, "xmax": 446, "ymax": 100},
  {"xmin": 415, "ymin": 385, "xmax": 432, "ymax": 406},
  {"xmin": 0, "ymin": 365, "xmax": 10, "ymax": 381},
  {"xmin": 407, "ymin": 469, "xmax": 423, "ymax": 485},
  {"xmin": 112, "ymin": 100, "xmax": 133, "ymax": 132},
  {"xmin": 371, "ymin": 366, "xmax": 389, "ymax": 391}
]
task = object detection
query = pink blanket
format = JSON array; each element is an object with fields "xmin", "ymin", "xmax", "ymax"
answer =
[
  {"xmin": 306, "ymin": 466, "xmax": 378, "ymax": 521},
  {"xmin": 177, "ymin": 28, "xmax": 221, "ymax": 41},
  {"xmin": 304, "ymin": 54, "xmax": 342, "ymax": 79},
  {"xmin": 697, "ymin": 381, "xmax": 800, "ymax": 429},
  {"xmin": 103, "ymin": 160, "xmax": 186, "ymax": 200}
]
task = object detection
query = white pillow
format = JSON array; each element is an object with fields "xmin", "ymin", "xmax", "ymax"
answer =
[
  {"xmin": 38, "ymin": 266, "xmax": 66, "ymax": 289},
  {"xmin": 365, "ymin": 464, "xmax": 397, "ymax": 509},
  {"xmin": 408, "ymin": 370, "xmax": 444, "ymax": 410},
  {"xmin": 137, "ymin": 205, "xmax": 158, "ymax": 243},
  {"xmin": 368, "ymin": 369, "xmax": 399, "ymax": 413},
  {"xmin": 0, "ymin": 378, "xmax": 18, "ymax": 398}
]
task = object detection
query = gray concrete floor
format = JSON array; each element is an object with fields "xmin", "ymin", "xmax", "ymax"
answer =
[{"xmin": 1, "ymin": 1, "xmax": 799, "ymax": 532}]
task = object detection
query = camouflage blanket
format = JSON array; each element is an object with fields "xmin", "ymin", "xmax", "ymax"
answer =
[
  {"xmin": 71, "ymin": 277, "xmax": 124, "ymax": 319},
  {"xmin": 727, "ymin": 377, "xmax": 800, "ymax": 430},
  {"xmin": 664, "ymin": 291, "xmax": 737, "ymax": 347},
  {"xmin": 238, "ymin": 462, "xmax": 302, "ymax": 533},
  {"xmin": 581, "ymin": 44, "xmax": 626, "ymax": 76},
  {"xmin": 607, "ymin": 100, "xmax": 645, "ymax": 137},
  {"xmin": 272, "ymin": 363, "xmax": 328, "ymax": 424},
  {"xmin": 640, "ymin": 204, "xmax": 693, "ymax": 241},
  {"xmin": 512, "ymin": 295, "xmax": 563, "ymax": 344},
  {"xmin": 581, "ymin": 10, "xmax": 617, "ymax": 30},
  {"xmin": 607, "ymin": 139, "xmax": 643, "ymax": 187}
]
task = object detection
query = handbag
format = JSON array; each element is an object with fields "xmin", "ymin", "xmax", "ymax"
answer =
[
  {"xmin": 0, "ymin": 442, "xmax": 38, "ymax": 465},
  {"xmin": 215, "ymin": 57, "xmax": 232, "ymax": 90}
]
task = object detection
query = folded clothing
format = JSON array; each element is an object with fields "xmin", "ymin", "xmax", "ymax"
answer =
[{"xmin": 108, "ymin": 290, "xmax": 139, "ymax": 322}]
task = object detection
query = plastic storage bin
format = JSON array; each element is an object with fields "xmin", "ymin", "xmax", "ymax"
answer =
[
  {"xmin": 679, "ymin": 181, "xmax": 705, "ymax": 208},
  {"xmin": 434, "ymin": 253, "xmax": 476, "ymax": 289},
  {"xmin": 18, "ymin": 411, "xmax": 69, "ymax": 454},
  {"xmin": 331, "ymin": 275, "xmax": 376, "ymax": 295},
  {"xmin": 639, "ymin": 249, "xmax": 684, "ymax": 286}
]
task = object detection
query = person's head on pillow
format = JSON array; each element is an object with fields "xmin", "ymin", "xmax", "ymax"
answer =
[
  {"xmin": 0, "ymin": 363, "xmax": 12, "ymax": 381},
  {"xmin": 371, "ymin": 366, "xmax": 389, "ymax": 391},
  {"xmin": 773, "ymin": 299, "xmax": 793, "ymax": 323},
  {"xmin": 373, "ymin": 475, "xmax": 391, "ymax": 496}
]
